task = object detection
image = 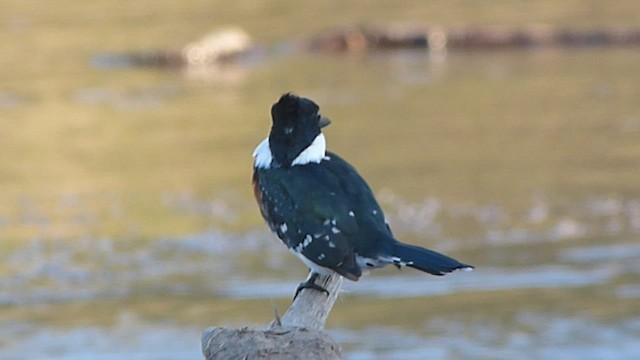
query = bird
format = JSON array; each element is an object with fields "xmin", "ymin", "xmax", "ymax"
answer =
[{"xmin": 252, "ymin": 93, "xmax": 473, "ymax": 297}]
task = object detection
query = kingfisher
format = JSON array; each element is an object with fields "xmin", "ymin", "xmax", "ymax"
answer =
[{"xmin": 252, "ymin": 93, "xmax": 473, "ymax": 297}]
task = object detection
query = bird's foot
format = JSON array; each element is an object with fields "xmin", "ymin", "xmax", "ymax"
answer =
[{"xmin": 293, "ymin": 272, "xmax": 330, "ymax": 300}]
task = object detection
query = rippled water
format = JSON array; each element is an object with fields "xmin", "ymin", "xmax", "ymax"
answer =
[{"xmin": 2, "ymin": 1, "xmax": 640, "ymax": 359}]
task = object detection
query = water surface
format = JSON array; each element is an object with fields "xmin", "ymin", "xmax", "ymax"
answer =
[{"xmin": 2, "ymin": 1, "xmax": 640, "ymax": 359}]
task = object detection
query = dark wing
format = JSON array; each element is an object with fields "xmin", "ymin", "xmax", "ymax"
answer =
[
  {"xmin": 321, "ymin": 152, "xmax": 394, "ymax": 247},
  {"xmin": 253, "ymin": 165, "xmax": 362, "ymax": 280},
  {"xmin": 323, "ymin": 152, "xmax": 474, "ymax": 275}
]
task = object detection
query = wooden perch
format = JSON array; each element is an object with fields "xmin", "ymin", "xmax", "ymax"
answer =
[{"xmin": 202, "ymin": 273, "xmax": 344, "ymax": 359}]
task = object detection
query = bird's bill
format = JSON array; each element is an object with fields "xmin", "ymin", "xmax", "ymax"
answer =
[{"xmin": 319, "ymin": 115, "xmax": 331, "ymax": 128}]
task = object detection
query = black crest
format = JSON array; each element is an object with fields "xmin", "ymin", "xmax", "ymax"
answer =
[{"xmin": 269, "ymin": 93, "xmax": 323, "ymax": 167}]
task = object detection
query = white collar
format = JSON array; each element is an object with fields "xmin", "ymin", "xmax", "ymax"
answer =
[{"xmin": 253, "ymin": 133, "xmax": 327, "ymax": 169}]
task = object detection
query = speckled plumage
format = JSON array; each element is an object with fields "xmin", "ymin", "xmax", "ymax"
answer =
[{"xmin": 252, "ymin": 93, "xmax": 473, "ymax": 282}]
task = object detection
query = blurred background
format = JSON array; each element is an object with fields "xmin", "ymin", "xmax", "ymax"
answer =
[{"xmin": 1, "ymin": 1, "xmax": 640, "ymax": 359}]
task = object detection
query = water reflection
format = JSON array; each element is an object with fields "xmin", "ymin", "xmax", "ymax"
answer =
[
  {"xmin": 4, "ymin": 194, "xmax": 639, "ymax": 304},
  {"xmin": 221, "ymin": 265, "xmax": 620, "ymax": 299},
  {"xmin": 3, "ymin": 316, "xmax": 639, "ymax": 360},
  {"xmin": 3, "ymin": 3, "xmax": 640, "ymax": 358},
  {"xmin": 337, "ymin": 316, "xmax": 640, "ymax": 360},
  {"xmin": 72, "ymin": 85, "xmax": 182, "ymax": 110}
]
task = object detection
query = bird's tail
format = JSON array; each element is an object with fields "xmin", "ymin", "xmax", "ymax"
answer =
[{"xmin": 392, "ymin": 242, "xmax": 473, "ymax": 276}]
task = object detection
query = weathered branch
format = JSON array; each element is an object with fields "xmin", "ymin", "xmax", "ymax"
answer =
[
  {"xmin": 271, "ymin": 272, "xmax": 343, "ymax": 330},
  {"xmin": 201, "ymin": 273, "xmax": 344, "ymax": 359}
]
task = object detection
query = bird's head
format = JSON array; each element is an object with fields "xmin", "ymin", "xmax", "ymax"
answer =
[{"xmin": 267, "ymin": 93, "xmax": 331, "ymax": 167}]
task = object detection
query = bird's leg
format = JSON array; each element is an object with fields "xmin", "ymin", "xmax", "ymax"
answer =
[{"xmin": 294, "ymin": 271, "xmax": 330, "ymax": 300}]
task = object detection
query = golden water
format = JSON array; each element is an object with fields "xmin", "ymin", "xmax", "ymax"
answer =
[{"xmin": 2, "ymin": 1, "xmax": 640, "ymax": 359}]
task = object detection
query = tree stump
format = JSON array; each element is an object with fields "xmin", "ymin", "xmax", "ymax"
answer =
[{"xmin": 202, "ymin": 273, "xmax": 344, "ymax": 359}]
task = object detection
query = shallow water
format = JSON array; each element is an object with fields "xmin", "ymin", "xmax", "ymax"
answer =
[{"xmin": 2, "ymin": 1, "xmax": 640, "ymax": 359}]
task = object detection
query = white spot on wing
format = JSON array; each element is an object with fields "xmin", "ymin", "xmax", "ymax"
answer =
[
  {"xmin": 348, "ymin": 211, "xmax": 355, "ymax": 217},
  {"xmin": 279, "ymin": 223, "xmax": 288, "ymax": 233},
  {"xmin": 390, "ymin": 256, "xmax": 413, "ymax": 267},
  {"xmin": 331, "ymin": 227, "xmax": 340, "ymax": 234},
  {"xmin": 294, "ymin": 234, "xmax": 314, "ymax": 253},
  {"xmin": 289, "ymin": 249, "xmax": 333, "ymax": 275},
  {"xmin": 328, "ymin": 241, "xmax": 336, "ymax": 248},
  {"xmin": 318, "ymin": 253, "xmax": 326, "ymax": 260}
]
